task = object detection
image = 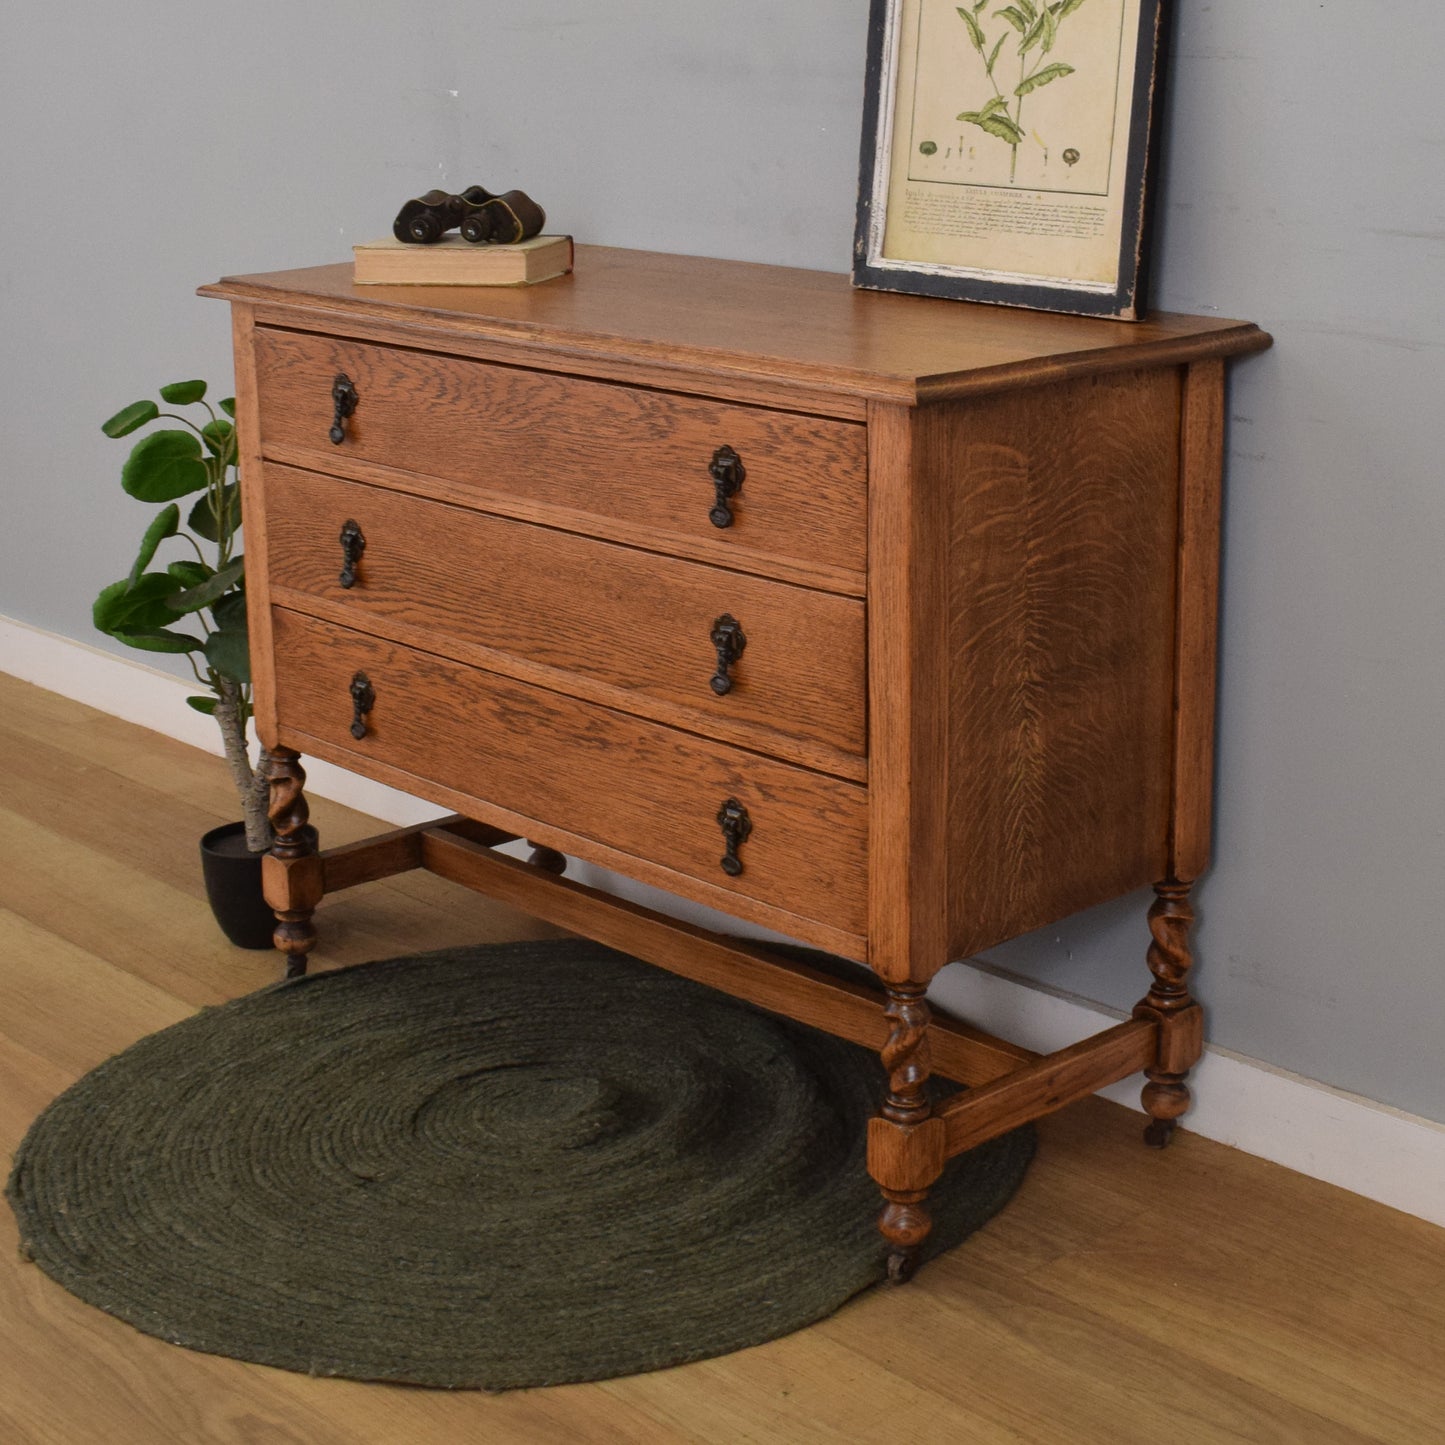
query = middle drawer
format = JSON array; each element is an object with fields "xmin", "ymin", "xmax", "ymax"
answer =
[{"xmin": 263, "ymin": 464, "xmax": 866, "ymax": 777}]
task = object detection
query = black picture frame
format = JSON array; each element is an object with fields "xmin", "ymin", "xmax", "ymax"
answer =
[{"xmin": 853, "ymin": 0, "xmax": 1169, "ymax": 320}]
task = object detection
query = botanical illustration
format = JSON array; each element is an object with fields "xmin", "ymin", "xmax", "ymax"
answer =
[{"xmin": 955, "ymin": 0, "xmax": 1089, "ymax": 184}]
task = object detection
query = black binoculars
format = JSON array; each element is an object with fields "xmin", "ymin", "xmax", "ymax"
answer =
[{"xmin": 393, "ymin": 186, "xmax": 546, "ymax": 245}]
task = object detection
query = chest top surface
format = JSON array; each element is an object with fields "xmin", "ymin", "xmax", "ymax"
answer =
[{"xmin": 201, "ymin": 245, "xmax": 1269, "ymax": 405}]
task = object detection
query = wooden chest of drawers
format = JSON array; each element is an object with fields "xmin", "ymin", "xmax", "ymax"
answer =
[{"xmin": 203, "ymin": 248, "xmax": 1269, "ymax": 1278}]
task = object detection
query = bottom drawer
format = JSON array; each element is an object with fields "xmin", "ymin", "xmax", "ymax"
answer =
[{"xmin": 270, "ymin": 610, "xmax": 868, "ymax": 939}]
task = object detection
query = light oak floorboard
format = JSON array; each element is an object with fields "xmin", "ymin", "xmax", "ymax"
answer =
[{"xmin": 1, "ymin": 671, "xmax": 1442, "ymax": 1444}]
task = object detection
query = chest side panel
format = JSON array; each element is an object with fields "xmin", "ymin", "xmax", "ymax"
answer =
[{"xmin": 941, "ymin": 367, "xmax": 1182, "ymax": 958}]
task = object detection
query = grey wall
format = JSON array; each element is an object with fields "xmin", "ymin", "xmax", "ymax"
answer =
[{"xmin": 2, "ymin": 5, "xmax": 1441, "ymax": 1120}]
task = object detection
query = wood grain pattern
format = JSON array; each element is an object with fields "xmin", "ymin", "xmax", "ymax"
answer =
[
  {"xmin": 270, "ymin": 608, "xmax": 869, "ymax": 938},
  {"xmin": 201, "ymin": 247, "xmax": 1271, "ymax": 408},
  {"xmin": 230, "ymin": 304, "xmax": 278, "ymax": 746},
  {"xmin": 942, "ymin": 368, "xmax": 1181, "ymax": 958},
  {"xmin": 865, "ymin": 403, "xmax": 949, "ymax": 985},
  {"xmin": 263, "ymin": 463, "xmax": 867, "ymax": 777},
  {"xmin": 938, "ymin": 1020, "xmax": 1157, "ymax": 1156},
  {"xmin": 1170, "ymin": 359, "xmax": 1227, "ymax": 881},
  {"xmin": 252, "ymin": 326, "xmax": 869, "ymax": 588}
]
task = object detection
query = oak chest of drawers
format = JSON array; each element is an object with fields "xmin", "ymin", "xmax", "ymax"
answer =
[{"xmin": 203, "ymin": 248, "xmax": 1269, "ymax": 1278}]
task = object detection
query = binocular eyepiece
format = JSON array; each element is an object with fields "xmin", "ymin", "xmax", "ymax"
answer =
[{"xmin": 393, "ymin": 186, "xmax": 546, "ymax": 246}]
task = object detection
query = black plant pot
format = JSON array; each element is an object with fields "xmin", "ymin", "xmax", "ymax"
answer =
[{"xmin": 199, "ymin": 822, "xmax": 276, "ymax": 950}]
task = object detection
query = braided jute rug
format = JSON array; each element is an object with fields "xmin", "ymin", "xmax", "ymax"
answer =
[{"xmin": 6, "ymin": 940, "xmax": 1034, "ymax": 1390}]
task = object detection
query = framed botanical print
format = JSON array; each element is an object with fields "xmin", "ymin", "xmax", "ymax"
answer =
[{"xmin": 853, "ymin": 0, "xmax": 1168, "ymax": 319}]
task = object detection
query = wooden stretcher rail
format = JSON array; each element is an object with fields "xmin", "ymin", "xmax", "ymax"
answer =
[
  {"xmin": 937, "ymin": 1018, "xmax": 1157, "ymax": 1155},
  {"xmin": 318, "ymin": 821, "xmax": 1036, "ymax": 1087}
]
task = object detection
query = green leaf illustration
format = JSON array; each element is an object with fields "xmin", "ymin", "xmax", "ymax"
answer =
[
  {"xmin": 958, "ymin": 96, "xmax": 1011, "ymax": 123},
  {"xmin": 988, "ymin": 34, "xmax": 1007, "ymax": 71},
  {"xmin": 957, "ymin": 6, "xmax": 987, "ymax": 51},
  {"xmin": 1055, "ymin": 0, "xmax": 1090, "ymax": 16},
  {"xmin": 995, "ymin": 6, "xmax": 1028, "ymax": 32},
  {"xmin": 1016, "ymin": 61, "xmax": 1074, "ymax": 95},
  {"xmin": 978, "ymin": 114, "xmax": 1026, "ymax": 144},
  {"xmin": 1016, "ymin": 0, "xmax": 1038, "ymax": 18}
]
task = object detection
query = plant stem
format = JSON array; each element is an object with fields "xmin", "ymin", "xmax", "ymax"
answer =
[{"xmin": 215, "ymin": 674, "xmax": 272, "ymax": 852}]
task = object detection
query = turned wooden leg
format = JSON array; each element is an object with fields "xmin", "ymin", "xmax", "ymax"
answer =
[
  {"xmin": 1131, "ymin": 880, "xmax": 1205, "ymax": 1149},
  {"xmin": 870, "ymin": 983, "xmax": 945, "ymax": 1284},
  {"xmin": 526, "ymin": 841, "xmax": 567, "ymax": 875},
  {"xmin": 261, "ymin": 747, "xmax": 322, "ymax": 980}
]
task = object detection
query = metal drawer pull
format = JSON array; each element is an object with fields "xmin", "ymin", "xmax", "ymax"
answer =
[
  {"xmin": 338, "ymin": 519, "xmax": 366, "ymax": 588},
  {"xmin": 329, "ymin": 373, "xmax": 359, "ymax": 444},
  {"xmin": 709, "ymin": 614, "xmax": 746, "ymax": 696},
  {"xmin": 349, "ymin": 671, "xmax": 375, "ymax": 740},
  {"xmin": 716, "ymin": 797, "xmax": 752, "ymax": 877},
  {"xmin": 708, "ymin": 445, "xmax": 745, "ymax": 528}
]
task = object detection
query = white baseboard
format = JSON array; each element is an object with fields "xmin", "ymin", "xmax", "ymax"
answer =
[{"xmin": 5, "ymin": 611, "xmax": 1443, "ymax": 1230}]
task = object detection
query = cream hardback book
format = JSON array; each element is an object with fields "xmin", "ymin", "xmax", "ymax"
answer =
[{"xmin": 353, "ymin": 234, "xmax": 574, "ymax": 286}]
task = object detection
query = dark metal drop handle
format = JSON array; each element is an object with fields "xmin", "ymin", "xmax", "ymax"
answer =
[
  {"xmin": 349, "ymin": 671, "xmax": 375, "ymax": 740},
  {"xmin": 330, "ymin": 373, "xmax": 359, "ymax": 445},
  {"xmin": 338, "ymin": 519, "xmax": 366, "ymax": 588},
  {"xmin": 717, "ymin": 797, "xmax": 752, "ymax": 877},
  {"xmin": 709, "ymin": 614, "xmax": 746, "ymax": 696},
  {"xmin": 708, "ymin": 445, "xmax": 745, "ymax": 529}
]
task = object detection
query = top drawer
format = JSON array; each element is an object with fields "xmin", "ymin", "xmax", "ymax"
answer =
[{"xmin": 252, "ymin": 328, "xmax": 868, "ymax": 593}]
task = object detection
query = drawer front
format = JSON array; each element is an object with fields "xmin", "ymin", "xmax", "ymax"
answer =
[
  {"xmin": 271, "ymin": 610, "xmax": 868, "ymax": 937},
  {"xmin": 264, "ymin": 465, "xmax": 865, "ymax": 776},
  {"xmin": 253, "ymin": 327, "xmax": 868, "ymax": 589}
]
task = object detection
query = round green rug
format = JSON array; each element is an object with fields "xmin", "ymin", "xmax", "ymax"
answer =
[{"xmin": 6, "ymin": 940, "xmax": 1034, "ymax": 1390}]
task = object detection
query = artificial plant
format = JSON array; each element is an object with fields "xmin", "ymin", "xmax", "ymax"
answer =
[{"xmin": 94, "ymin": 380, "xmax": 271, "ymax": 852}]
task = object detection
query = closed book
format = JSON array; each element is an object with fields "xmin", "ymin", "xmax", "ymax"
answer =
[{"xmin": 353, "ymin": 234, "xmax": 574, "ymax": 286}]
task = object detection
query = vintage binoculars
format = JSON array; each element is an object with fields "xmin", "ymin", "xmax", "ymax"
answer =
[{"xmin": 393, "ymin": 186, "xmax": 546, "ymax": 245}]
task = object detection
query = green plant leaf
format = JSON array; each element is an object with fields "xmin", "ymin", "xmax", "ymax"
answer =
[
  {"xmin": 1016, "ymin": 61, "xmax": 1073, "ymax": 95},
  {"xmin": 974, "ymin": 0, "xmax": 988, "ymax": 10},
  {"xmin": 988, "ymin": 34, "xmax": 1007, "ymax": 70},
  {"xmin": 211, "ymin": 590, "xmax": 248, "ymax": 631},
  {"xmin": 167, "ymin": 560, "xmax": 213, "ymax": 590},
  {"xmin": 1021, "ymin": 12, "xmax": 1047, "ymax": 54},
  {"xmin": 128, "ymin": 503, "xmax": 180, "ymax": 588},
  {"xmin": 121, "ymin": 430, "xmax": 209, "ymax": 502},
  {"xmin": 219, "ymin": 397, "xmax": 236, "ymax": 418},
  {"xmin": 995, "ymin": 7, "xmax": 1029, "ymax": 34},
  {"xmin": 111, "ymin": 627, "xmax": 204, "ymax": 654},
  {"xmin": 167, "ymin": 557, "xmax": 245, "ymax": 615},
  {"xmin": 1055, "ymin": 0, "xmax": 1089, "ymax": 16},
  {"xmin": 185, "ymin": 695, "xmax": 218, "ymax": 714},
  {"xmin": 979, "ymin": 95, "xmax": 1009, "ymax": 117},
  {"xmin": 979, "ymin": 113, "xmax": 1026, "ymax": 144},
  {"xmin": 187, "ymin": 483, "xmax": 242, "ymax": 544},
  {"xmin": 205, "ymin": 628, "xmax": 251, "ymax": 684},
  {"xmin": 201, "ymin": 418, "xmax": 235, "ymax": 460},
  {"xmin": 94, "ymin": 572, "xmax": 187, "ymax": 633},
  {"xmin": 101, "ymin": 400, "xmax": 160, "ymax": 439},
  {"xmin": 159, "ymin": 379, "xmax": 207, "ymax": 405},
  {"xmin": 957, "ymin": 5, "xmax": 986, "ymax": 50},
  {"xmin": 1039, "ymin": 5, "xmax": 1057, "ymax": 50}
]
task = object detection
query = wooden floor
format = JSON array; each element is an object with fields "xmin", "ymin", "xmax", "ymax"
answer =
[{"xmin": 2, "ymin": 673, "xmax": 1443, "ymax": 1445}]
